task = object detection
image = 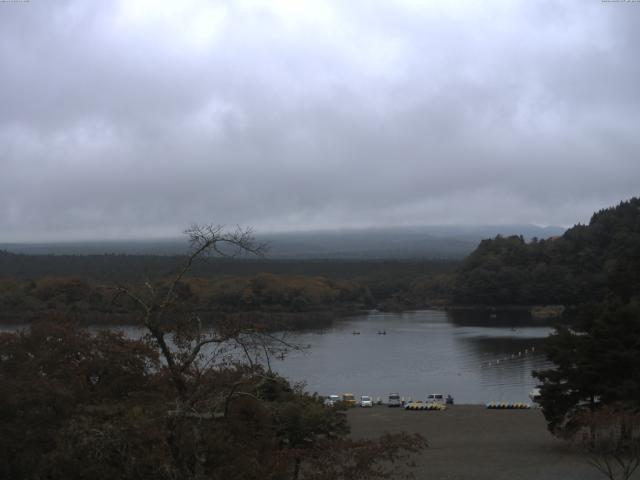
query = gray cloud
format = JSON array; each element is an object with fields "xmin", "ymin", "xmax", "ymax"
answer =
[{"xmin": 1, "ymin": 0, "xmax": 639, "ymax": 241}]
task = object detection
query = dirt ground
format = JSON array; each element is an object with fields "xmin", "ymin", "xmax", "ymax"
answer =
[{"xmin": 347, "ymin": 405, "xmax": 611, "ymax": 480}]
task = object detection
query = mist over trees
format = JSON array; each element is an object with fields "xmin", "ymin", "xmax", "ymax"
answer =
[{"xmin": 0, "ymin": 224, "xmax": 565, "ymax": 259}]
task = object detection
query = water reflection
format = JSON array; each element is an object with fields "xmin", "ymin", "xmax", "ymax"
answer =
[
  {"xmin": 446, "ymin": 307, "xmax": 552, "ymax": 327},
  {"xmin": 0, "ymin": 309, "xmax": 555, "ymax": 404},
  {"xmin": 272, "ymin": 310, "xmax": 553, "ymax": 404}
]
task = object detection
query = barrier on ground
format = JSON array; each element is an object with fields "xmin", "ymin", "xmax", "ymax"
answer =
[
  {"xmin": 485, "ymin": 402, "xmax": 530, "ymax": 409},
  {"xmin": 404, "ymin": 403, "xmax": 447, "ymax": 411}
]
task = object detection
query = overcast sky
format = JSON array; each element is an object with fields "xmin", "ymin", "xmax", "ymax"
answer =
[{"xmin": 1, "ymin": 0, "xmax": 639, "ymax": 241}]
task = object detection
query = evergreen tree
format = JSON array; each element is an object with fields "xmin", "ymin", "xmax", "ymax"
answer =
[
  {"xmin": 534, "ymin": 300, "xmax": 640, "ymax": 435},
  {"xmin": 454, "ymin": 197, "xmax": 640, "ymax": 306}
]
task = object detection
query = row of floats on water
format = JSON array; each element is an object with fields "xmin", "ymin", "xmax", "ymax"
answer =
[{"xmin": 480, "ymin": 346, "xmax": 536, "ymax": 368}]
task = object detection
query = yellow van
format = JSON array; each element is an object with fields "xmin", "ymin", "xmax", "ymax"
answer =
[{"xmin": 342, "ymin": 393, "xmax": 357, "ymax": 407}]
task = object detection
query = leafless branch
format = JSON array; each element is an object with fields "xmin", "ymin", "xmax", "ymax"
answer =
[
  {"xmin": 112, "ymin": 285, "xmax": 151, "ymax": 315},
  {"xmin": 104, "ymin": 224, "xmax": 296, "ymax": 401},
  {"xmin": 179, "ymin": 334, "xmax": 228, "ymax": 373}
]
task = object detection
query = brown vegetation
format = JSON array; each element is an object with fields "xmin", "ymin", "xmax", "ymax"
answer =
[{"xmin": 0, "ymin": 225, "xmax": 426, "ymax": 479}]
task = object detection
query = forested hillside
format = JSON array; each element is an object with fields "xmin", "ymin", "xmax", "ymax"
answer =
[
  {"xmin": 453, "ymin": 198, "xmax": 640, "ymax": 306},
  {"xmin": 0, "ymin": 252, "xmax": 457, "ymax": 324}
]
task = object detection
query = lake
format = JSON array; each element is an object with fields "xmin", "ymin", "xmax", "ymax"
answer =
[
  {"xmin": 1, "ymin": 309, "xmax": 554, "ymax": 404},
  {"xmin": 271, "ymin": 309, "xmax": 553, "ymax": 404}
]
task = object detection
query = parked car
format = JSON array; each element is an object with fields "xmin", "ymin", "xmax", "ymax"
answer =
[
  {"xmin": 388, "ymin": 392, "xmax": 402, "ymax": 407},
  {"xmin": 426, "ymin": 393, "xmax": 445, "ymax": 404},
  {"xmin": 324, "ymin": 394, "xmax": 341, "ymax": 407},
  {"xmin": 360, "ymin": 395, "xmax": 373, "ymax": 407},
  {"xmin": 404, "ymin": 400, "xmax": 424, "ymax": 410},
  {"xmin": 342, "ymin": 393, "xmax": 357, "ymax": 407}
]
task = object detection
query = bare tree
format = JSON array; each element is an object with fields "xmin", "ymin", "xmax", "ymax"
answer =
[
  {"xmin": 576, "ymin": 406, "xmax": 640, "ymax": 480},
  {"xmin": 112, "ymin": 224, "xmax": 278, "ymax": 397}
]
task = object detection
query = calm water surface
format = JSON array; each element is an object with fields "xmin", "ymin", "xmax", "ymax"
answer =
[
  {"xmin": 272, "ymin": 310, "xmax": 553, "ymax": 404},
  {"xmin": 2, "ymin": 309, "xmax": 553, "ymax": 404}
]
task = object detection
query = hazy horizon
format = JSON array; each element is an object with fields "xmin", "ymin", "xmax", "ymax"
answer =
[
  {"xmin": 1, "ymin": 222, "xmax": 567, "ymax": 245},
  {"xmin": 0, "ymin": 223, "xmax": 567, "ymax": 259}
]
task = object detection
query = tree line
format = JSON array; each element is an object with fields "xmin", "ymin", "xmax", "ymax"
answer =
[
  {"xmin": 0, "ymin": 252, "xmax": 458, "ymax": 325},
  {"xmin": 0, "ymin": 274, "xmax": 372, "ymax": 326},
  {"xmin": 452, "ymin": 198, "xmax": 640, "ymax": 306}
]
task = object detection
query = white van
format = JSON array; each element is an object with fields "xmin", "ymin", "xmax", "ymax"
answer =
[
  {"xmin": 388, "ymin": 393, "xmax": 402, "ymax": 407},
  {"xmin": 426, "ymin": 393, "xmax": 445, "ymax": 404}
]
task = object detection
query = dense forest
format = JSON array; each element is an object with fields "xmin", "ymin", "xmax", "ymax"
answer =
[
  {"xmin": 453, "ymin": 198, "xmax": 640, "ymax": 306},
  {"xmin": 0, "ymin": 274, "xmax": 372, "ymax": 327},
  {"xmin": 0, "ymin": 252, "xmax": 456, "ymax": 325},
  {"xmin": 2, "ymin": 197, "xmax": 639, "ymax": 324}
]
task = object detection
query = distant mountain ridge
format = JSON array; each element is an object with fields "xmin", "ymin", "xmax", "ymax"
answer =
[{"xmin": 1, "ymin": 224, "xmax": 565, "ymax": 260}]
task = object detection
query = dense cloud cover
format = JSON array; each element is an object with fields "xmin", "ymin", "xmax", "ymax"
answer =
[{"xmin": 1, "ymin": 0, "xmax": 639, "ymax": 241}]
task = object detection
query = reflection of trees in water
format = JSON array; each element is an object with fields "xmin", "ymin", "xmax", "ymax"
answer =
[
  {"xmin": 455, "ymin": 334, "xmax": 552, "ymax": 384},
  {"xmin": 447, "ymin": 309, "xmax": 554, "ymax": 391},
  {"xmin": 466, "ymin": 335, "xmax": 548, "ymax": 357},
  {"xmin": 446, "ymin": 308, "xmax": 550, "ymax": 327}
]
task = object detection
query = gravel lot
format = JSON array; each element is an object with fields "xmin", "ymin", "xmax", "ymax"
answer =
[{"xmin": 347, "ymin": 405, "xmax": 609, "ymax": 480}]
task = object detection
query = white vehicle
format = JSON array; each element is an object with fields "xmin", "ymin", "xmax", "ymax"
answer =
[
  {"xmin": 360, "ymin": 395, "xmax": 373, "ymax": 407},
  {"xmin": 426, "ymin": 393, "xmax": 445, "ymax": 404},
  {"xmin": 324, "ymin": 394, "xmax": 340, "ymax": 406},
  {"xmin": 388, "ymin": 392, "xmax": 402, "ymax": 407},
  {"xmin": 529, "ymin": 388, "xmax": 541, "ymax": 403}
]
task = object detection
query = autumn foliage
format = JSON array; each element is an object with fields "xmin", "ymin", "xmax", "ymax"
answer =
[{"xmin": 0, "ymin": 320, "xmax": 425, "ymax": 480}]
